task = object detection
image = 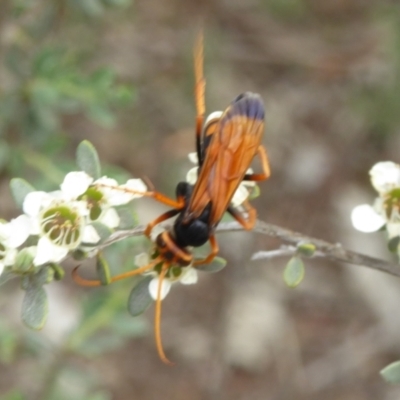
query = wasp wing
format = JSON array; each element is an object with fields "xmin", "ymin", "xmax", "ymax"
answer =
[{"xmin": 186, "ymin": 92, "xmax": 265, "ymax": 227}]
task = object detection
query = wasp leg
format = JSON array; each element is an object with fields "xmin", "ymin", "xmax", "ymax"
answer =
[
  {"xmin": 227, "ymin": 200, "xmax": 257, "ymax": 230},
  {"xmin": 154, "ymin": 263, "xmax": 174, "ymax": 365},
  {"xmin": 144, "ymin": 209, "xmax": 182, "ymax": 238},
  {"xmin": 72, "ymin": 258, "xmax": 162, "ymax": 287},
  {"xmin": 193, "ymin": 234, "xmax": 219, "ymax": 266},
  {"xmin": 243, "ymin": 145, "xmax": 271, "ymax": 182},
  {"xmin": 194, "ymin": 30, "xmax": 206, "ymax": 166},
  {"xmin": 147, "ymin": 191, "xmax": 185, "ymax": 209}
]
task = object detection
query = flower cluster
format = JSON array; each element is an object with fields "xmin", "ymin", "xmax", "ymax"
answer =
[
  {"xmin": 1, "ymin": 171, "xmax": 147, "ymax": 275},
  {"xmin": 351, "ymin": 161, "xmax": 400, "ymax": 252}
]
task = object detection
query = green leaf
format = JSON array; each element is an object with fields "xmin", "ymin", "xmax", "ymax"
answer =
[
  {"xmin": 388, "ymin": 236, "xmax": 400, "ymax": 253},
  {"xmin": 9, "ymin": 178, "xmax": 35, "ymax": 209},
  {"xmin": 297, "ymin": 242, "xmax": 316, "ymax": 257},
  {"xmin": 31, "ymin": 266, "xmax": 53, "ymax": 286},
  {"xmin": 96, "ymin": 254, "xmax": 111, "ymax": 285},
  {"xmin": 381, "ymin": 361, "xmax": 400, "ymax": 384},
  {"xmin": 21, "ymin": 284, "xmax": 48, "ymax": 330},
  {"xmin": 13, "ymin": 248, "xmax": 35, "ymax": 273},
  {"xmin": 196, "ymin": 257, "xmax": 227, "ymax": 273},
  {"xmin": 128, "ymin": 277, "xmax": 153, "ymax": 316},
  {"xmin": 283, "ymin": 256, "xmax": 305, "ymax": 288},
  {"xmin": 115, "ymin": 206, "xmax": 138, "ymax": 229},
  {"xmin": 76, "ymin": 140, "xmax": 101, "ymax": 179}
]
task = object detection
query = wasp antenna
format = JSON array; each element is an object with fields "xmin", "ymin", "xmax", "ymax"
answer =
[
  {"xmin": 194, "ymin": 30, "xmax": 205, "ymax": 118},
  {"xmin": 72, "ymin": 265, "xmax": 102, "ymax": 287},
  {"xmin": 155, "ymin": 264, "xmax": 174, "ymax": 365}
]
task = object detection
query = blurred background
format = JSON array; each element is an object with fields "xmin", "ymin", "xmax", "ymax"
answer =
[{"xmin": 1, "ymin": 0, "xmax": 400, "ymax": 399}]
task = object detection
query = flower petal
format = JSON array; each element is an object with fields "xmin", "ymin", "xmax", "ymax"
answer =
[
  {"xmin": 370, "ymin": 161, "xmax": 400, "ymax": 194},
  {"xmin": 231, "ymin": 184, "xmax": 250, "ymax": 207},
  {"xmin": 351, "ymin": 204, "xmax": 386, "ymax": 233},
  {"xmin": 180, "ymin": 268, "xmax": 198, "ymax": 285},
  {"xmin": 109, "ymin": 179, "xmax": 147, "ymax": 205},
  {"xmin": 82, "ymin": 225, "xmax": 101, "ymax": 244},
  {"xmin": 99, "ymin": 207, "xmax": 120, "ymax": 229},
  {"xmin": 387, "ymin": 222, "xmax": 400, "ymax": 239},
  {"xmin": 3, "ymin": 248, "xmax": 17, "ymax": 267},
  {"xmin": 135, "ymin": 252, "xmax": 150, "ymax": 268},
  {"xmin": 188, "ymin": 152, "xmax": 198, "ymax": 164},
  {"xmin": 5, "ymin": 215, "xmax": 31, "ymax": 248},
  {"xmin": 34, "ymin": 237, "xmax": 69, "ymax": 266},
  {"xmin": 186, "ymin": 167, "xmax": 198, "ymax": 185},
  {"xmin": 61, "ymin": 171, "xmax": 93, "ymax": 198},
  {"xmin": 23, "ymin": 191, "xmax": 51, "ymax": 217},
  {"xmin": 148, "ymin": 277, "xmax": 171, "ymax": 300}
]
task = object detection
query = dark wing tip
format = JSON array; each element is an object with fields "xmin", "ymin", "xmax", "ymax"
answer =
[{"xmin": 230, "ymin": 92, "xmax": 265, "ymax": 121}]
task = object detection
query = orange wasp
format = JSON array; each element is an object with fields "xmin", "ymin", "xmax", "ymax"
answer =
[{"xmin": 73, "ymin": 33, "xmax": 271, "ymax": 364}]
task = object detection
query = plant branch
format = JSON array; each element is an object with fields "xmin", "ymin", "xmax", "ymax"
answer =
[{"xmin": 100, "ymin": 220, "xmax": 400, "ymax": 278}]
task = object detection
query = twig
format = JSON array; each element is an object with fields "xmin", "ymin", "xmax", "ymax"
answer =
[{"xmin": 100, "ymin": 220, "xmax": 400, "ymax": 278}]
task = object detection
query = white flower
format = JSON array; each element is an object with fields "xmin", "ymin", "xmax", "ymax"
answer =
[
  {"xmin": 370, "ymin": 162, "xmax": 400, "ymax": 194},
  {"xmin": 23, "ymin": 191, "xmax": 99, "ymax": 266},
  {"xmin": 81, "ymin": 176, "xmax": 147, "ymax": 229},
  {"xmin": 134, "ymin": 252, "xmax": 198, "ymax": 301},
  {"xmin": 351, "ymin": 161, "xmax": 400, "ymax": 257},
  {"xmin": 0, "ymin": 215, "xmax": 31, "ymax": 275},
  {"xmin": 351, "ymin": 204, "xmax": 385, "ymax": 233}
]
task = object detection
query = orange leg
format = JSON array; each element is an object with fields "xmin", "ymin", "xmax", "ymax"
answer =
[
  {"xmin": 144, "ymin": 209, "xmax": 182, "ymax": 238},
  {"xmin": 193, "ymin": 234, "xmax": 219, "ymax": 266},
  {"xmin": 244, "ymin": 145, "xmax": 271, "ymax": 182},
  {"xmin": 97, "ymin": 181, "xmax": 184, "ymax": 209},
  {"xmin": 72, "ymin": 257, "xmax": 163, "ymax": 287},
  {"xmin": 154, "ymin": 263, "xmax": 173, "ymax": 365},
  {"xmin": 228, "ymin": 200, "xmax": 257, "ymax": 231}
]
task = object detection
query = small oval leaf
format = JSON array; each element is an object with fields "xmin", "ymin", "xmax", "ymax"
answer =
[
  {"xmin": 128, "ymin": 277, "xmax": 153, "ymax": 316},
  {"xmin": 21, "ymin": 285, "xmax": 48, "ymax": 330},
  {"xmin": 76, "ymin": 140, "xmax": 101, "ymax": 179},
  {"xmin": 283, "ymin": 256, "xmax": 305, "ymax": 288},
  {"xmin": 10, "ymin": 178, "xmax": 35, "ymax": 209},
  {"xmin": 381, "ymin": 361, "xmax": 400, "ymax": 384},
  {"xmin": 96, "ymin": 254, "xmax": 111, "ymax": 285},
  {"xmin": 297, "ymin": 242, "xmax": 316, "ymax": 257},
  {"xmin": 196, "ymin": 257, "xmax": 227, "ymax": 273}
]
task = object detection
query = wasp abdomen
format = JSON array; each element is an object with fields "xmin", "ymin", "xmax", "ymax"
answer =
[{"xmin": 230, "ymin": 92, "xmax": 265, "ymax": 121}]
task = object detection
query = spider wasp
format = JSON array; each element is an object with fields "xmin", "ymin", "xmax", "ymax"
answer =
[{"xmin": 73, "ymin": 33, "xmax": 271, "ymax": 364}]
